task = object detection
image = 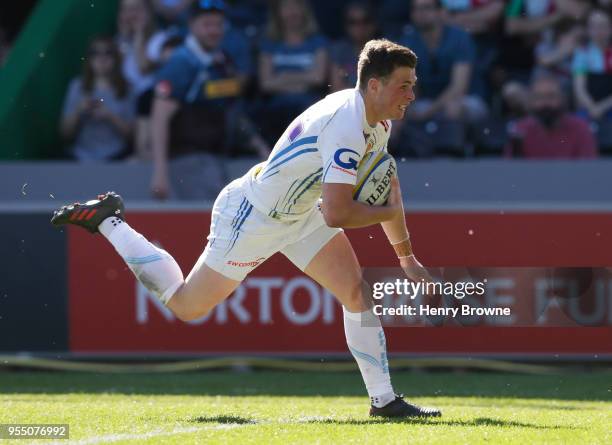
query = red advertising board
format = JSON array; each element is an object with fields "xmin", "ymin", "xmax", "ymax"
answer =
[{"xmin": 68, "ymin": 212, "xmax": 612, "ymax": 356}]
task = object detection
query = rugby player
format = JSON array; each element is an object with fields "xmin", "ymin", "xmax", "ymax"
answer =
[{"xmin": 52, "ymin": 39, "xmax": 441, "ymax": 418}]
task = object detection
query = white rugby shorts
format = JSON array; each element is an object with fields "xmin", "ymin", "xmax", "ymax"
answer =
[{"xmin": 201, "ymin": 177, "xmax": 342, "ymax": 281}]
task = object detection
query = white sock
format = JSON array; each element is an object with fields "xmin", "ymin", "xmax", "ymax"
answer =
[
  {"xmin": 99, "ymin": 217, "xmax": 184, "ymax": 304},
  {"xmin": 343, "ymin": 306, "xmax": 395, "ymax": 408}
]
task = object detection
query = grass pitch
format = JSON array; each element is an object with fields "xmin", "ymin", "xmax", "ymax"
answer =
[{"xmin": 0, "ymin": 369, "xmax": 610, "ymax": 444}]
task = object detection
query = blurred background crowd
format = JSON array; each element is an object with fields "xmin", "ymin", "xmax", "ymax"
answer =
[{"xmin": 1, "ymin": 0, "xmax": 611, "ymax": 177}]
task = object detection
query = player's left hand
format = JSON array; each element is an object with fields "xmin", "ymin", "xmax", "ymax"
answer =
[{"xmin": 400, "ymin": 254, "xmax": 434, "ymax": 284}]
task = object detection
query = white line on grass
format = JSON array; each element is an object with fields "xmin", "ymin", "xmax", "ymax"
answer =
[{"xmin": 31, "ymin": 424, "xmax": 244, "ymax": 445}]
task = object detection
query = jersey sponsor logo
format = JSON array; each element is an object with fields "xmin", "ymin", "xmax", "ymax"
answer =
[
  {"xmin": 333, "ymin": 148, "xmax": 360, "ymax": 170},
  {"xmin": 226, "ymin": 257, "xmax": 267, "ymax": 268}
]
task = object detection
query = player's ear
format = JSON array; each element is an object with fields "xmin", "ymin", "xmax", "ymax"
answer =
[{"xmin": 367, "ymin": 77, "xmax": 379, "ymax": 95}]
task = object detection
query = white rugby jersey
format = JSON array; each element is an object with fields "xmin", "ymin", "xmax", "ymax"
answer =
[{"xmin": 242, "ymin": 88, "xmax": 392, "ymax": 221}]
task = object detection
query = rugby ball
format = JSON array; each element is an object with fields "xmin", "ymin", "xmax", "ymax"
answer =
[{"xmin": 353, "ymin": 151, "xmax": 397, "ymax": 205}]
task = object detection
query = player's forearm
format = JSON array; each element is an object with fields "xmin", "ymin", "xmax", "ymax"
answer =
[
  {"xmin": 323, "ymin": 200, "xmax": 399, "ymax": 228},
  {"xmin": 380, "ymin": 187, "xmax": 414, "ymax": 259},
  {"xmin": 380, "ymin": 205, "xmax": 408, "ymax": 245}
]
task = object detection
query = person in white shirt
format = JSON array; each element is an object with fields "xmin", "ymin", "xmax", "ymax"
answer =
[{"xmin": 52, "ymin": 39, "xmax": 441, "ymax": 419}]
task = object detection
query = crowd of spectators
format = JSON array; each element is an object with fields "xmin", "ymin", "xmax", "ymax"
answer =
[{"xmin": 57, "ymin": 0, "xmax": 612, "ymax": 196}]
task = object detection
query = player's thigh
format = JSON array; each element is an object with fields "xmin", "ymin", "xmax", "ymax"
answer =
[
  {"xmin": 167, "ymin": 252, "xmax": 241, "ymax": 320},
  {"xmin": 301, "ymin": 231, "xmax": 371, "ymax": 312}
]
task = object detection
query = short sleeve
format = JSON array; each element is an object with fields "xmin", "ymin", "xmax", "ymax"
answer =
[
  {"xmin": 319, "ymin": 111, "xmax": 366, "ymax": 185},
  {"xmin": 154, "ymin": 50, "xmax": 194, "ymax": 100}
]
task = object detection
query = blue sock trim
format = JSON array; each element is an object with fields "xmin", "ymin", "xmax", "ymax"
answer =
[
  {"xmin": 125, "ymin": 254, "xmax": 163, "ymax": 264},
  {"xmin": 348, "ymin": 345, "xmax": 382, "ymax": 370}
]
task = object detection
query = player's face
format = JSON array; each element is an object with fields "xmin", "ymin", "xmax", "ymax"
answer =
[
  {"xmin": 190, "ymin": 13, "xmax": 225, "ymax": 51},
  {"xmin": 376, "ymin": 66, "xmax": 417, "ymax": 121}
]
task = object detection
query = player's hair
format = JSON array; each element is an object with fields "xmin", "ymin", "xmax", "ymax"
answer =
[{"xmin": 357, "ymin": 39, "xmax": 417, "ymax": 91}]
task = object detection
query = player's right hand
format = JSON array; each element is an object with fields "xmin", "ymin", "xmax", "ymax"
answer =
[{"xmin": 151, "ymin": 169, "xmax": 170, "ymax": 200}]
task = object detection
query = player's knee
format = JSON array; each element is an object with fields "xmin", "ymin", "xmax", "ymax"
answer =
[
  {"xmin": 171, "ymin": 303, "xmax": 212, "ymax": 322},
  {"xmin": 175, "ymin": 308, "xmax": 211, "ymax": 322},
  {"xmin": 165, "ymin": 285, "xmax": 213, "ymax": 322}
]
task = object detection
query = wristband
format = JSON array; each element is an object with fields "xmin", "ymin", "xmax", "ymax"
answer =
[{"xmin": 393, "ymin": 239, "xmax": 413, "ymax": 258}]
